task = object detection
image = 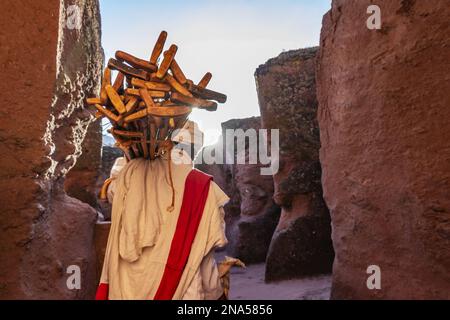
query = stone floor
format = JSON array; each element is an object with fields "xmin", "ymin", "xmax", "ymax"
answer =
[{"xmin": 227, "ymin": 262, "xmax": 331, "ymax": 300}]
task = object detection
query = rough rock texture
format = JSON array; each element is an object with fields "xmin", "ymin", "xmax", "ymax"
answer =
[
  {"xmin": 255, "ymin": 48, "xmax": 334, "ymax": 282},
  {"xmin": 317, "ymin": 0, "xmax": 450, "ymax": 299},
  {"xmin": 196, "ymin": 117, "xmax": 281, "ymax": 263},
  {"xmin": 96, "ymin": 146, "xmax": 124, "ymax": 221},
  {"xmin": 0, "ymin": 0, "xmax": 103, "ymax": 299},
  {"xmin": 65, "ymin": 120, "xmax": 102, "ymax": 209}
]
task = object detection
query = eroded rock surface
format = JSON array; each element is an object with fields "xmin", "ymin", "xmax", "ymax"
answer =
[
  {"xmin": 0, "ymin": 0, "xmax": 103, "ymax": 299},
  {"xmin": 196, "ymin": 117, "xmax": 280, "ymax": 263},
  {"xmin": 317, "ymin": 0, "xmax": 450, "ymax": 299},
  {"xmin": 255, "ymin": 48, "xmax": 334, "ymax": 281},
  {"xmin": 96, "ymin": 146, "xmax": 124, "ymax": 221},
  {"xmin": 65, "ymin": 120, "xmax": 102, "ymax": 209}
]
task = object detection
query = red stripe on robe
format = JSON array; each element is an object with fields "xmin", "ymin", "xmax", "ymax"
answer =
[
  {"xmin": 95, "ymin": 283, "xmax": 109, "ymax": 300},
  {"xmin": 95, "ymin": 169, "xmax": 212, "ymax": 300},
  {"xmin": 153, "ymin": 169, "xmax": 212, "ymax": 300}
]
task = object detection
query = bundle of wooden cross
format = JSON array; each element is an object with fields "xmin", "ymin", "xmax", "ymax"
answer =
[{"xmin": 86, "ymin": 31, "xmax": 226, "ymax": 160}]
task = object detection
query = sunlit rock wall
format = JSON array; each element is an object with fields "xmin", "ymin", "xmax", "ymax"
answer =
[
  {"xmin": 0, "ymin": 0, "xmax": 103, "ymax": 299},
  {"xmin": 317, "ymin": 0, "xmax": 450, "ymax": 299}
]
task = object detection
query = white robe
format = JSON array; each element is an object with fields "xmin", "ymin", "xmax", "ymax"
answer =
[{"xmin": 100, "ymin": 150, "xmax": 229, "ymax": 300}]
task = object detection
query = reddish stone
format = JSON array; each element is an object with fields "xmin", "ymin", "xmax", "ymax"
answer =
[
  {"xmin": 196, "ymin": 117, "xmax": 280, "ymax": 264},
  {"xmin": 317, "ymin": 0, "xmax": 450, "ymax": 299},
  {"xmin": 65, "ymin": 120, "xmax": 102, "ymax": 209},
  {"xmin": 0, "ymin": 0, "xmax": 103, "ymax": 299},
  {"xmin": 255, "ymin": 48, "xmax": 334, "ymax": 281}
]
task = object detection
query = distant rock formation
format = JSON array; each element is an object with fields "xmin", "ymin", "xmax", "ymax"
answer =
[
  {"xmin": 255, "ymin": 48, "xmax": 334, "ymax": 281},
  {"xmin": 317, "ymin": 0, "xmax": 450, "ymax": 299},
  {"xmin": 0, "ymin": 0, "xmax": 103, "ymax": 299},
  {"xmin": 196, "ymin": 117, "xmax": 281, "ymax": 264}
]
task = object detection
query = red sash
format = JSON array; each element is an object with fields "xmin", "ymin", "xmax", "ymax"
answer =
[{"xmin": 95, "ymin": 169, "xmax": 212, "ymax": 300}]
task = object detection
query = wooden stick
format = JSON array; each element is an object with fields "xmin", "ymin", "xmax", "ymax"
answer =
[
  {"xmin": 123, "ymin": 94, "xmax": 132, "ymax": 104},
  {"xmin": 149, "ymin": 91, "xmax": 168, "ymax": 99},
  {"xmin": 105, "ymin": 84, "xmax": 127, "ymax": 114},
  {"xmin": 86, "ymin": 97, "xmax": 102, "ymax": 105},
  {"xmin": 150, "ymin": 31, "xmax": 167, "ymax": 65},
  {"xmin": 141, "ymin": 125, "xmax": 149, "ymax": 159},
  {"xmin": 198, "ymin": 72, "xmax": 212, "ymax": 88},
  {"xmin": 139, "ymin": 88, "xmax": 157, "ymax": 109},
  {"xmin": 156, "ymin": 45, "xmax": 177, "ymax": 79},
  {"xmin": 119, "ymin": 140, "xmax": 134, "ymax": 148},
  {"xmin": 110, "ymin": 128, "xmax": 143, "ymax": 138},
  {"xmin": 186, "ymin": 82, "xmax": 227, "ymax": 103},
  {"xmin": 125, "ymin": 96, "xmax": 139, "ymax": 113},
  {"xmin": 161, "ymin": 100, "xmax": 178, "ymax": 106},
  {"xmin": 131, "ymin": 143, "xmax": 141, "ymax": 158},
  {"xmin": 124, "ymin": 109, "xmax": 148, "ymax": 122},
  {"xmin": 120, "ymin": 146, "xmax": 132, "ymax": 161},
  {"xmin": 125, "ymin": 88, "xmax": 139, "ymax": 97},
  {"xmin": 165, "ymin": 74, "xmax": 193, "ymax": 97},
  {"xmin": 147, "ymin": 105, "xmax": 192, "ymax": 117},
  {"xmin": 126, "ymin": 76, "xmax": 133, "ymax": 88},
  {"xmin": 131, "ymin": 78, "xmax": 171, "ymax": 92},
  {"xmin": 159, "ymin": 119, "xmax": 168, "ymax": 141},
  {"xmin": 108, "ymin": 58, "xmax": 148, "ymax": 80},
  {"xmin": 115, "ymin": 50, "xmax": 157, "ymax": 73},
  {"xmin": 135, "ymin": 139, "xmax": 144, "ymax": 158},
  {"xmin": 149, "ymin": 123, "xmax": 157, "ymax": 160},
  {"xmin": 95, "ymin": 30, "xmax": 227, "ymax": 160},
  {"xmin": 112, "ymin": 134, "xmax": 133, "ymax": 160},
  {"xmin": 94, "ymin": 110, "xmax": 104, "ymax": 119},
  {"xmin": 169, "ymin": 59, "xmax": 187, "ymax": 84},
  {"xmin": 170, "ymin": 92, "xmax": 217, "ymax": 111},
  {"xmin": 112, "ymin": 71, "xmax": 125, "ymax": 92},
  {"xmin": 99, "ymin": 178, "xmax": 113, "ymax": 200},
  {"xmin": 100, "ymin": 67, "xmax": 111, "ymax": 104},
  {"xmin": 126, "ymin": 88, "xmax": 167, "ymax": 98},
  {"xmin": 103, "ymin": 67, "xmax": 112, "ymax": 86},
  {"xmin": 153, "ymin": 115, "xmax": 163, "ymax": 128},
  {"xmin": 130, "ymin": 77, "xmax": 147, "ymax": 88},
  {"xmin": 112, "ymin": 134, "xmax": 133, "ymax": 148},
  {"xmin": 94, "ymin": 104, "xmax": 120, "ymax": 122},
  {"xmin": 145, "ymin": 81, "xmax": 171, "ymax": 92},
  {"xmin": 147, "ymin": 72, "xmax": 165, "ymax": 83},
  {"xmin": 126, "ymin": 88, "xmax": 142, "ymax": 96}
]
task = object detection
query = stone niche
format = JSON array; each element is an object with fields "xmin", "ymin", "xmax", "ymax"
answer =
[
  {"xmin": 317, "ymin": 0, "xmax": 450, "ymax": 299},
  {"xmin": 255, "ymin": 48, "xmax": 334, "ymax": 282},
  {"xmin": 0, "ymin": 0, "xmax": 103, "ymax": 299}
]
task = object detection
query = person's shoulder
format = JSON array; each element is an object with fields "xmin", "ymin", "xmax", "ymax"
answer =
[
  {"xmin": 187, "ymin": 169, "xmax": 229, "ymax": 206},
  {"xmin": 190, "ymin": 168, "xmax": 212, "ymax": 179},
  {"xmin": 110, "ymin": 156, "xmax": 127, "ymax": 178},
  {"xmin": 209, "ymin": 181, "xmax": 230, "ymax": 207}
]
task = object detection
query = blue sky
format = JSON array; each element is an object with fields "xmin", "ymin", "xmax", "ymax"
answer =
[{"xmin": 99, "ymin": 0, "xmax": 331, "ymax": 145}]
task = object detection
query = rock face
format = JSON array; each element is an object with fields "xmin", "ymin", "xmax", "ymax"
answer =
[
  {"xmin": 0, "ymin": 0, "xmax": 103, "ymax": 299},
  {"xmin": 196, "ymin": 117, "xmax": 281, "ymax": 263},
  {"xmin": 96, "ymin": 146, "xmax": 124, "ymax": 221},
  {"xmin": 65, "ymin": 121, "xmax": 102, "ymax": 209},
  {"xmin": 255, "ymin": 48, "xmax": 334, "ymax": 281},
  {"xmin": 317, "ymin": 0, "xmax": 450, "ymax": 299}
]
